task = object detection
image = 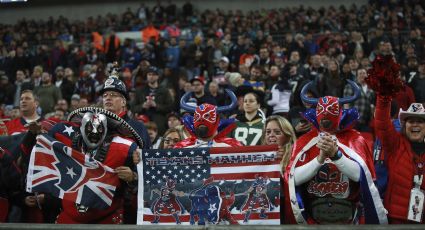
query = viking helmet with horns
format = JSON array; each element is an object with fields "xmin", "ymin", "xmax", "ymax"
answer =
[
  {"xmin": 180, "ymin": 89, "xmax": 237, "ymax": 138},
  {"xmin": 300, "ymin": 80, "xmax": 360, "ymax": 132}
]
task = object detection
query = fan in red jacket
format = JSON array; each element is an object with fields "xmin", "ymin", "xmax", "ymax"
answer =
[
  {"xmin": 6, "ymin": 90, "xmax": 43, "ymax": 136},
  {"xmin": 283, "ymin": 80, "xmax": 387, "ymax": 224},
  {"xmin": 174, "ymin": 89, "xmax": 242, "ymax": 148},
  {"xmin": 368, "ymin": 55, "xmax": 425, "ymax": 224},
  {"xmin": 48, "ymin": 107, "xmax": 142, "ymax": 224}
]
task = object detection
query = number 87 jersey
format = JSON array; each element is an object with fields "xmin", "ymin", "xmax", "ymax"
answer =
[{"xmin": 231, "ymin": 116, "xmax": 264, "ymax": 146}]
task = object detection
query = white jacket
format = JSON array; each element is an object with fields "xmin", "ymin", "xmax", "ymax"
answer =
[{"xmin": 267, "ymin": 84, "xmax": 291, "ymax": 114}]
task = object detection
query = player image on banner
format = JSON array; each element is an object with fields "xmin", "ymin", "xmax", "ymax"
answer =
[
  {"xmin": 241, "ymin": 175, "xmax": 271, "ymax": 223},
  {"xmin": 137, "ymin": 145, "xmax": 280, "ymax": 225},
  {"xmin": 150, "ymin": 178, "xmax": 185, "ymax": 224}
]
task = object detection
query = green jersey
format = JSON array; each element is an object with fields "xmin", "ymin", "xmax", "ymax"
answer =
[{"xmin": 232, "ymin": 117, "xmax": 264, "ymax": 146}]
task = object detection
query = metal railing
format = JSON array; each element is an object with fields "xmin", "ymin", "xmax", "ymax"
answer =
[{"xmin": 0, "ymin": 224, "xmax": 424, "ymax": 230}]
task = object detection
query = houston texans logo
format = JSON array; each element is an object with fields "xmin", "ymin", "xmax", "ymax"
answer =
[
  {"xmin": 411, "ymin": 104, "xmax": 423, "ymax": 112},
  {"xmin": 194, "ymin": 104, "xmax": 217, "ymax": 124},
  {"xmin": 317, "ymin": 96, "xmax": 340, "ymax": 116}
]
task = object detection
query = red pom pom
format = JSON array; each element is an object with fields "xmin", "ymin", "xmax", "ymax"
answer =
[{"xmin": 365, "ymin": 55, "xmax": 404, "ymax": 97}]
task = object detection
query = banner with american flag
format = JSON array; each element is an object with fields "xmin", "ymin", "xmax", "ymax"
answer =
[
  {"xmin": 26, "ymin": 134, "xmax": 119, "ymax": 209},
  {"xmin": 137, "ymin": 145, "xmax": 280, "ymax": 225}
]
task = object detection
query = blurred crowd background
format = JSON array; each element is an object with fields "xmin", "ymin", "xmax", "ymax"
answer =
[{"xmin": 0, "ymin": 0, "xmax": 424, "ymax": 139}]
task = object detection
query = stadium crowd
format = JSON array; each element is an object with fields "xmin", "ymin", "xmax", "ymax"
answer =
[{"xmin": 0, "ymin": 0, "xmax": 424, "ymax": 225}]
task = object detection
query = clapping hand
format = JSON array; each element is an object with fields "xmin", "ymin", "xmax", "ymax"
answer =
[{"xmin": 316, "ymin": 132, "xmax": 338, "ymax": 163}]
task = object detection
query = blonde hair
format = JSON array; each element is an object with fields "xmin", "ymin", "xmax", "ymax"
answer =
[{"xmin": 262, "ymin": 115, "xmax": 297, "ymax": 172}]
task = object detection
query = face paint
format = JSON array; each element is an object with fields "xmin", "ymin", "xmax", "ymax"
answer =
[
  {"xmin": 316, "ymin": 96, "xmax": 341, "ymax": 132},
  {"xmin": 194, "ymin": 103, "xmax": 219, "ymax": 138}
]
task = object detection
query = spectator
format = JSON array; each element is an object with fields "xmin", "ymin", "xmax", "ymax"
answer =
[
  {"xmin": 239, "ymin": 45, "xmax": 259, "ymax": 69},
  {"xmin": 159, "ymin": 127, "xmax": 183, "ymax": 149},
  {"xmin": 51, "ymin": 108, "xmax": 66, "ymax": 121},
  {"xmin": 146, "ymin": 121, "xmax": 161, "ymax": 149},
  {"xmin": 132, "ymin": 66, "xmax": 173, "ymax": 135},
  {"xmin": 258, "ymin": 46, "xmax": 272, "ymax": 72},
  {"xmin": 175, "ymin": 95, "xmax": 241, "ymax": 148},
  {"xmin": 185, "ymin": 35, "xmax": 205, "ymax": 80},
  {"xmin": 211, "ymin": 56, "xmax": 230, "ymax": 87},
  {"xmin": 408, "ymin": 60, "xmax": 425, "ymax": 103},
  {"xmin": 348, "ymin": 58, "xmax": 359, "ymax": 79},
  {"xmin": 267, "ymin": 74, "xmax": 292, "ymax": 117},
  {"xmin": 49, "ymin": 40, "xmax": 66, "ymax": 71},
  {"xmin": 375, "ymin": 95, "xmax": 425, "ymax": 223},
  {"xmin": 165, "ymin": 20, "xmax": 181, "ymax": 38},
  {"xmin": 100, "ymin": 73, "xmax": 151, "ymax": 149},
  {"xmin": 343, "ymin": 69, "xmax": 375, "ymax": 132},
  {"xmin": 182, "ymin": 0, "xmax": 193, "ymax": 20},
  {"xmin": 74, "ymin": 65, "xmax": 97, "ymax": 103},
  {"xmin": 189, "ymin": 76, "xmax": 216, "ymax": 105},
  {"xmin": 29, "ymin": 65, "xmax": 43, "ymax": 89},
  {"xmin": 64, "ymin": 67, "xmax": 77, "ymax": 84},
  {"xmin": 231, "ymin": 90, "xmax": 264, "ymax": 146},
  {"xmin": 287, "ymin": 63, "xmax": 309, "ymax": 108},
  {"xmin": 208, "ymin": 81, "xmax": 226, "ymax": 106},
  {"xmin": 245, "ymin": 65, "xmax": 265, "ymax": 92},
  {"xmin": 142, "ymin": 21, "xmax": 160, "ymax": 44},
  {"xmin": 284, "ymin": 83, "xmax": 386, "ymax": 224},
  {"xmin": 79, "ymin": 98, "xmax": 89, "ymax": 107},
  {"xmin": 152, "ymin": 0, "xmax": 165, "ymax": 22},
  {"xmin": 347, "ymin": 31, "xmax": 369, "ymax": 59},
  {"xmin": 55, "ymin": 99, "xmax": 69, "ymax": 115},
  {"xmin": 164, "ymin": 36, "xmax": 181, "ymax": 72},
  {"xmin": 104, "ymin": 30, "xmax": 121, "ymax": 63},
  {"xmin": 166, "ymin": 112, "xmax": 181, "ymax": 129},
  {"xmin": 70, "ymin": 94, "xmax": 80, "ymax": 111},
  {"xmin": 0, "ymin": 75, "xmax": 15, "ymax": 106},
  {"xmin": 121, "ymin": 67, "xmax": 133, "ymax": 89},
  {"xmin": 9, "ymin": 106, "xmax": 21, "ymax": 120},
  {"xmin": 317, "ymin": 59, "xmax": 346, "ymax": 98},
  {"xmin": 45, "ymin": 107, "xmax": 139, "ymax": 224},
  {"xmin": 53, "ymin": 66, "xmax": 75, "ymax": 103},
  {"xmin": 394, "ymin": 72, "xmax": 416, "ymax": 114},
  {"xmin": 307, "ymin": 54, "xmax": 325, "ymax": 81},
  {"xmin": 284, "ymin": 50, "xmax": 306, "ymax": 76},
  {"xmin": 262, "ymin": 115, "xmax": 296, "ymax": 171},
  {"xmin": 137, "ymin": 3, "xmax": 149, "ymax": 21},
  {"xmin": 12, "ymin": 70, "xmax": 29, "ymax": 107},
  {"xmin": 288, "ymin": 89, "xmax": 316, "ymax": 138},
  {"xmin": 228, "ymin": 35, "xmax": 246, "ymax": 68},
  {"xmin": 266, "ymin": 64, "xmax": 281, "ymax": 90},
  {"xmin": 34, "ymin": 72, "xmax": 62, "ymax": 116},
  {"xmin": 5, "ymin": 90, "xmax": 42, "ymax": 135}
]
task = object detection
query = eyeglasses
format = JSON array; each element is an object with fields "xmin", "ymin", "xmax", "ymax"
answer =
[
  {"xmin": 102, "ymin": 92, "xmax": 122, "ymax": 98},
  {"xmin": 164, "ymin": 138, "xmax": 180, "ymax": 144}
]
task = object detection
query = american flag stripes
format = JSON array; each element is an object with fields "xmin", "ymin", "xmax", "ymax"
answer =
[{"xmin": 137, "ymin": 145, "xmax": 281, "ymax": 225}]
